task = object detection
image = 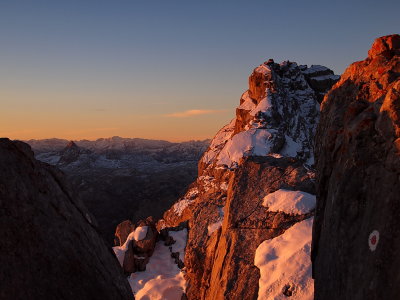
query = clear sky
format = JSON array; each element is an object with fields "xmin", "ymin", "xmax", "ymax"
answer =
[{"xmin": 1, "ymin": 0, "xmax": 399, "ymax": 141}]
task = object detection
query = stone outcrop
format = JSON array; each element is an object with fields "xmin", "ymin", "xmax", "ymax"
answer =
[
  {"xmin": 115, "ymin": 220, "xmax": 136, "ymax": 246},
  {"xmin": 312, "ymin": 34, "xmax": 400, "ymax": 300},
  {"xmin": 114, "ymin": 217, "xmax": 158, "ymax": 274},
  {"xmin": 184, "ymin": 157, "xmax": 314, "ymax": 300},
  {"xmin": 0, "ymin": 139, "xmax": 133, "ymax": 299},
  {"xmin": 301, "ymin": 65, "xmax": 340, "ymax": 103},
  {"xmin": 158, "ymin": 60, "xmax": 338, "ymax": 299}
]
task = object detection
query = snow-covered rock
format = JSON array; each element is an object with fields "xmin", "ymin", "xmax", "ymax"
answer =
[
  {"xmin": 201, "ymin": 60, "xmax": 338, "ymax": 170},
  {"xmin": 263, "ymin": 189, "xmax": 316, "ymax": 215},
  {"xmin": 118, "ymin": 58, "xmax": 337, "ymax": 299},
  {"xmin": 113, "ymin": 226, "xmax": 150, "ymax": 266},
  {"xmin": 255, "ymin": 217, "xmax": 314, "ymax": 300},
  {"xmin": 157, "ymin": 59, "xmax": 337, "ymax": 299},
  {"xmin": 128, "ymin": 229, "xmax": 188, "ymax": 300}
]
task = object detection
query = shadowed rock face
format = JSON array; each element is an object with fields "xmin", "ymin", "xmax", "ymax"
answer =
[
  {"xmin": 0, "ymin": 139, "xmax": 133, "ymax": 300},
  {"xmin": 312, "ymin": 34, "xmax": 400, "ymax": 300}
]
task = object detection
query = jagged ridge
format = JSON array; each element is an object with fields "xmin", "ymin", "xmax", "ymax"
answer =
[{"xmin": 115, "ymin": 59, "xmax": 338, "ymax": 299}]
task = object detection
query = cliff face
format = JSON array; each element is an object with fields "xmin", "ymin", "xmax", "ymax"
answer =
[
  {"xmin": 156, "ymin": 61, "xmax": 339, "ymax": 299},
  {"xmin": 312, "ymin": 34, "xmax": 400, "ymax": 299},
  {"xmin": 0, "ymin": 139, "xmax": 133, "ymax": 299}
]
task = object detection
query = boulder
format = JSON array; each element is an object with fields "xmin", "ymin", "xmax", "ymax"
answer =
[{"xmin": 115, "ymin": 220, "xmax": 136, "ymax": 246}]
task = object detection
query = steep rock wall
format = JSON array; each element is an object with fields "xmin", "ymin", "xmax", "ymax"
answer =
[{"xmin": 312, "ymin": 34, "xmax": 400, "ymax": 300}]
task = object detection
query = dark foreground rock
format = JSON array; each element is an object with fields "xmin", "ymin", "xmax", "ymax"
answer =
[
  {"xmin": 0, "ymin": 139, "xmax": 133, "ymax": 300},
  {"xmin": 312, "ymin": 34, "xmax": 400, "ymax": 300}
]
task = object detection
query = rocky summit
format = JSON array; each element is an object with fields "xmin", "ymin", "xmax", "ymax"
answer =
[
  {"xmin": 114, "ymin": 60, "xmax": 338, "ymax": 299},
  {"xmin": 0, "ymin": 139, "xmax": 133, "ymax": 300},
  {"xmin": 312, "ymin": 34, "xmax": 400, "ymax": 300}
]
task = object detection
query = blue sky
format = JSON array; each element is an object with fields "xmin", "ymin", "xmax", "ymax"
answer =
[{"xmin": 1, "ymin": 0, "xmax": 399, "ymax": 141}]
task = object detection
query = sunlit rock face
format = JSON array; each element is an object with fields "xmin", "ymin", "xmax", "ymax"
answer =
[
  {"xmin": 157, "ymin": 60, "xmax": 338, "ymax": 299},
  {"xmin": 0, "ymin": 139, "xmax": 133, "ymax": 300},
  {"xmin": 312, "ymin": 34, "xmax": 400, "ymax": 300}
]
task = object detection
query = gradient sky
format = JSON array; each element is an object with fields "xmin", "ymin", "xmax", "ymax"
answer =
[{"xmin": 1, "ymin": 0, "xmax": 399, "ymax": 141}]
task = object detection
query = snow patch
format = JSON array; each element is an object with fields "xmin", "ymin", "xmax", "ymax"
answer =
[
  {"xmin": 263, "ymin": 189, "xmax": 315, "ymax": 215},
  {"xmin": 173, "ymin": 199, "xmax": 192, "ymax": 216},
  {"xmin": 250, "ymin": 96, "xmax": 272, "ymax": 116},
  {"xmin": 217, "ymin": 129, "xmax": 273, "ymax": 167},
  {"xmin": 254, "ymin": 217, "xmax": 314, "ymax": 300},
  {"xmin": 202, "ymin": 118, "xmax": 235, "ymax": 165},
  {"xmin": 280, "ymin": 135, "xmax": 302, "ymax": 158},
  {"xmin": 239, "ymin": 91, "xmax": 256, "ymax": 111},
  {"xmin": 172, "ymin": 188, "xmax": 199, "ymax": 216},
  {"xmin": 129, "ymin": 229, "xmax": 188, "ymax": 300},
  {"xmin": 133, "ymin": 226, "xmax": 149, "ymax": 241}
]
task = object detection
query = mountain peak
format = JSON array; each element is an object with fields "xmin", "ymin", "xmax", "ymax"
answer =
[
  {"xmin": 200, "ymin": 60, "xmax": 339, "ymax": 172},
  {"xmin": 66, "ymin": 140, "xmax": 78, "ymax": 149},
  {"xmin": 59, "ymin": 141, "xmax": 83, "ymax": 165}
]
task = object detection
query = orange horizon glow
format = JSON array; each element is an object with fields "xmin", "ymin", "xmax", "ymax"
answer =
[
  {"xmin": 0, "ymin": 112, "xmax": 230, "ymax": 142},
  {"xmin": 1, "ymin": 133, "xmax": 213, "ymax": 143}
]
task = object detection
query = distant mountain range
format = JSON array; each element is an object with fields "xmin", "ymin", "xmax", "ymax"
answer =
[
  {"xmin": 26, "ymin": 137, "xmax": 210, "ymax": 244},
  {"xmin": 28, "ymin": 136, "xmax": 210, "ymax": 167}
]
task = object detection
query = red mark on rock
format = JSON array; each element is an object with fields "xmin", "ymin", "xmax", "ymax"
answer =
[{"xmin": 368, "ymin": 230, "xmax": 379, "ymax": 251}]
